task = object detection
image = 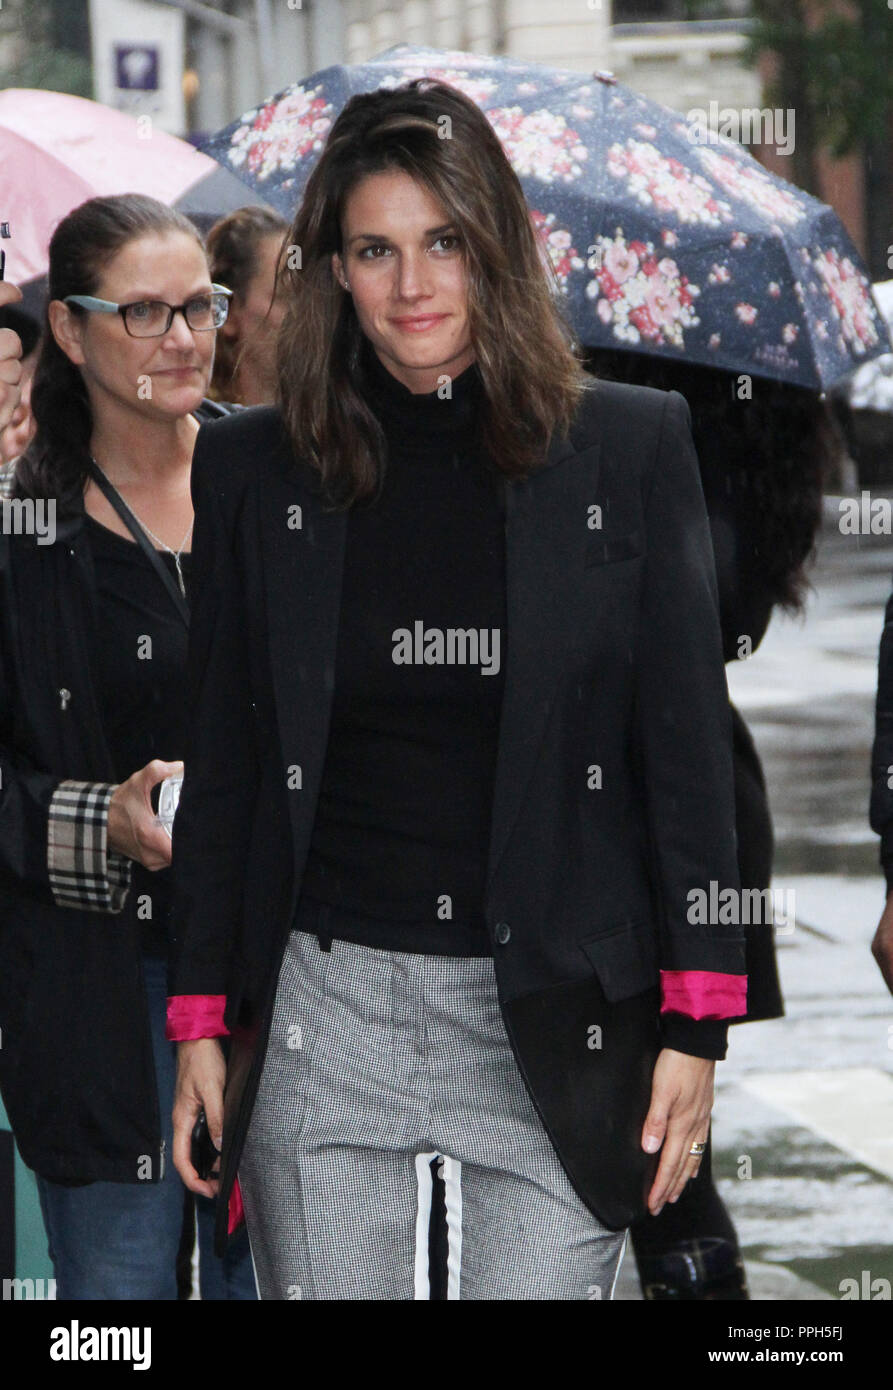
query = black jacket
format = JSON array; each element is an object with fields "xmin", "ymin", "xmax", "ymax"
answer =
[
  {"xmin": 167, "ymin": 379, "xmax": 747, "ymax": 1254},
  {"xmin": 0, "ymin": 400, "xmax": 233, "ymax": 1184}
]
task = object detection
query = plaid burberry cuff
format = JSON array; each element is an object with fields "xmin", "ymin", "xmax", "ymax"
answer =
[{"xmin": 47, "ymin": 780, "xmax": 132, "ymax": 912}]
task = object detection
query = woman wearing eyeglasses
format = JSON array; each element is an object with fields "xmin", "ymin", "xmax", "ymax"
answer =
[{"xmin": 0, "ymin": 194, "xmax": 255, "ymax": 1300}]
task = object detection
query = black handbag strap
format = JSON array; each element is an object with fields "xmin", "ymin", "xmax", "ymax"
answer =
[{"xmin": 86, "ymin": 457, "xmax": 190, "ymax": 629}]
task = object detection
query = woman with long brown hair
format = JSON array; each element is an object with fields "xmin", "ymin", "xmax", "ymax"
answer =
[{"xmin": 169, "ymin": 80, "xmax": 746, "ymax": 1300}]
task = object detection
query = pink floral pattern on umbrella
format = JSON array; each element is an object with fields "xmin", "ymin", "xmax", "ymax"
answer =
[
  {"xmin": 485, "ymin": 107, "xmax": 587, "ymax": 183},
  {"xmin": 585, "ymin": 231, "xmax": 700, "ymax": 348},
  {"xmin": 530, "ymin": 209, "xmax": 584, "ymax": 291},
  {"xmin": 812, "ymin": 247, "xmax": 882, "ymax": 355},
  {"xmin": 607, "ymin": 138, "xmax": 734, "ymax": 227},
  {"xmin": 228, "ymin": 85, "xmax": 335, "ymax": 180},
  {"xmin": 696, "ymin": 147, "xmax": 807, "ymax": 227}
]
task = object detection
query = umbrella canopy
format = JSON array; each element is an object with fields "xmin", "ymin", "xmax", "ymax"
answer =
[
  {"xmin": 0, "ymin": 88, "xmax": 266, "ymax": 296},
  {"xmin": 846, "ymin": 282, "xmax": 893, "ymax": 412},
  {"xmin": 200, "ymin": 44, "xmax": 890, "ymax": 392}
]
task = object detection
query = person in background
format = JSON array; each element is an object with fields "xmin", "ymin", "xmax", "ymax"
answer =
[
  {"xmin": 0, "ymin": 301, "xmax": 37, "ymax": 463},
  {"xmin": 0, "ymin": 194, "xmax": 256, "ymax": 1301},
  {"xmin": 205, "ymin": 205, "xmax": 289, "ymax": 406},
  {"xmin": 869, "ymin": 564, "xmax": 893, "ymax": 995},
  {"xmin": 586, "ymin": 349, "xmax": 836, "ymax": 1299}
]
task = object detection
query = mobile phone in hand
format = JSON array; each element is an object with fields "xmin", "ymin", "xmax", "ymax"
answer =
[
  {"xmin": 190, "ymin": 1109, "xmax": 220, "ymax": 1181},
  {"xmin": 150, "ymin": 772, "xmax": 182, "ymax": 837}
]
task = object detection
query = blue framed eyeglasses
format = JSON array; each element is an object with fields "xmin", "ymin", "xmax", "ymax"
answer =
[{"xmin": 63, "ymin": 284, "xmax": 232, "ymax": 338}]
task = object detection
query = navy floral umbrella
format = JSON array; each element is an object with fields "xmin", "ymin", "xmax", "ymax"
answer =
[{"xmin": 200, "ymin": 44, "xmax": 891, "ymax": 391}]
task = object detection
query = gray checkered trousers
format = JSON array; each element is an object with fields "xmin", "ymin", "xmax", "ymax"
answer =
[{"xmin": 237, "ymin": 896, "xmax": 628, "ymax": 1300}]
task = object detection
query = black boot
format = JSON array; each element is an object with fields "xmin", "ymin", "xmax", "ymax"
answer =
[{"xmin": 636, "ymin": 1237, "xmax": 750, "ymax": 1300}]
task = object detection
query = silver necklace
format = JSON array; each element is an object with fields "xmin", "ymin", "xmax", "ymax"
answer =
[{"xmin": 90, "ymin": 456, "xmax": 193, "ymax": 598}]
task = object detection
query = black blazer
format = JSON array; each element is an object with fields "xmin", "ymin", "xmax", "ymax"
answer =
[{"xmin": 168, "ymin": 378, "xmax": 746, "ymax": 1254}]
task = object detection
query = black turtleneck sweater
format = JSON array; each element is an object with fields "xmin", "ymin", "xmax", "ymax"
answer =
[{"xmin": 299, "ymin": 343, "xmax": 506, "ymax": 954}]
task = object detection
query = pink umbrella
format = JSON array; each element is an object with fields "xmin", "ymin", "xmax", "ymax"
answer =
[{"xmin": 0, "ymin": 88, "xmax": 262, "ymax": 287}]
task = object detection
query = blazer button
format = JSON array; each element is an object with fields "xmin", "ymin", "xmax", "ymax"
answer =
[{"xmin": 495, "ymin": 921, "xmax": 511, "ymax": 945}]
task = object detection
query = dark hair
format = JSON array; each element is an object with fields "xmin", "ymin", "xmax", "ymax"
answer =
[
  {"xmin": 205, "ymin": 204, "xmax": 289, "ymax": 401},
  {"xmin": 584, "ymin": 348, "xmax": 837, "ymax": 613},
  {"xmin": 276, "ymin": 79, "xmax": 588, "ymax": 508},
  {"xmin": 15, "ymin": 193, "xmax": 206, "ymax": 510}
]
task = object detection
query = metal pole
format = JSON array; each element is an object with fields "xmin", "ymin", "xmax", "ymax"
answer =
[{"xmin": 254, "ymin": 0, "xmax": 276, "ymax": 98}]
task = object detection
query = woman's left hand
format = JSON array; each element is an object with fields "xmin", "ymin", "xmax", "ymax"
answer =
[{"xmin": 641, "ymin": 1048, "xmax": 715, "ymax": 1214}]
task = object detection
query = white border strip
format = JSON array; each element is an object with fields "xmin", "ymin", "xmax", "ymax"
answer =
[
  {"xmin": 441, "ymin": 1155, "xmax": 463, "ymax": 1301},
  {"xmin": 739, "ymin": 1067, "xmax": 893, "ymax": 1181},
  {"xmin": 414, "ymin": 1151, "xmax": 437, "ymax": 1299}
]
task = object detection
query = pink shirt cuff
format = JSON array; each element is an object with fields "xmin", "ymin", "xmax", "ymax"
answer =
[
  {"xmin": 228, "ymin": 1177, "xmax": 245, "ymax": 1235},
  {"xmin": 165, "ymin": 995, "xmax": 230, "ymax": 1041},
  {"xmin": 660, "ymin": 970, "xmax": 747, "ymax": 1021}
]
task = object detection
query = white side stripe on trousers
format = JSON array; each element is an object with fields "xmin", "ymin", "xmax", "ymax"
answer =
[
  {"xmin": 440, "ymin": 1155, "xmax": 462, "ymax": 1300},
  {"xmin": 413, "ymin": 1151, "xmax": 437, "ymax": 1299}
]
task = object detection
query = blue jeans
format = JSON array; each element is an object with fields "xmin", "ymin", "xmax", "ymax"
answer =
[{"xmin": 36, "ymin": 954, "xmax": 257, "ymax": 1300}]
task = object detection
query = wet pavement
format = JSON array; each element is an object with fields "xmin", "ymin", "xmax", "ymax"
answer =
[{"xmin": 617, "ymin": 498, "xmax": 893, "ymax": 1301}]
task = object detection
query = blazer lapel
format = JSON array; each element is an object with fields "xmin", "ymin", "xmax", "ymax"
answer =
[
  {"xmin": 261, "ymin": 461, "xmax": 346, "ymax": 865},
  {"xmin": 485, "ymin": 415, "xmax": 604, "ymax": 895}
]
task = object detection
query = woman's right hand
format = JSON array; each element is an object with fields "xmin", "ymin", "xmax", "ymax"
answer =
[
  {"xmin": 107, "ymin": 757, "xmax": 184, "ymax": 869},
  {"xmin": 172, "ymin": 1038, "xmax": 226, "ymax": 1198}
]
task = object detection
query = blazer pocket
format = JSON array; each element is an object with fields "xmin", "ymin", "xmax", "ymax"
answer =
[
  {"xmin": 578, "ymin": 921, "xmax": 659, "ymax": 1002},
  {"xmin": 585, "ymin": 528, "xmax": 644, "ymax": 569}
]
